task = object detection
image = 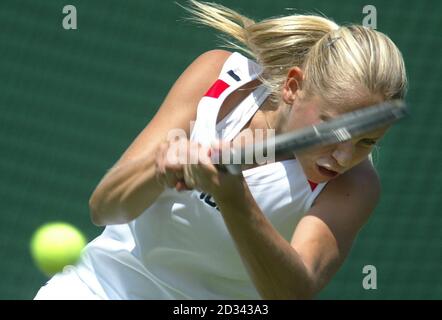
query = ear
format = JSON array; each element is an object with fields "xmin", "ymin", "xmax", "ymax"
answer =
[{"xmin": 282, "ymin": 67, "xmax": 304, "ymax": 105}]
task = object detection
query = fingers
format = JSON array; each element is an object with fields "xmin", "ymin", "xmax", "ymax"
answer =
[
  {"xmin": 155, "ymin": 139, "xmax": 222, "ymax": 192},
  {"xmin": 175, "ymin": 180, "xmax": 191, "ymax": 192},
  {"xmin": 183, "ymin": 145, "xmax": 210, "ymax": 191},
  {"xmin": 155, "ymin": 141, "xmax": 186, "ymax": 189},
  {"xmin": 210, "ymin": 140, "xmax": 233, "ymax": 167},
  {"xmin": 183, "ymin": 165, "xmax": 196, "ymax": 190},
  {"xmin": 155, "ymin": 139, "xmax": 203, "ymax": 191}
]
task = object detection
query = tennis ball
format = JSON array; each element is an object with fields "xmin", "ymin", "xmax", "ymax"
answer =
[{"xmin": 30, "ymin": 222, "xmax": 87, "ymax": 277}]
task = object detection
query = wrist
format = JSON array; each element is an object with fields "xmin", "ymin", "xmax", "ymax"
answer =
[{"xmin": 211, "ymin": 175, "xmax": 249, "ymax": 205}]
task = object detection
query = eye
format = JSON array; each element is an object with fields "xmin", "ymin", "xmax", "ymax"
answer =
[
  {"xmin": 359, "ymin": 138, "xmax": 378, "ymax": 146},
  {"xmin": 319, "ymin": 114, "xmax": 332, "ymax": 122}
]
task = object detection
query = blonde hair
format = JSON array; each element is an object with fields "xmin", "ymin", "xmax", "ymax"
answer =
[{"xmin": 182, "ymin": 0, "xmax": 407, "ymax": 105}]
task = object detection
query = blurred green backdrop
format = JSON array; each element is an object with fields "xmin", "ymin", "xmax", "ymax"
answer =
[{"xmin": 0, "ymin": 0, "xmax": 440, "ymax": 299}]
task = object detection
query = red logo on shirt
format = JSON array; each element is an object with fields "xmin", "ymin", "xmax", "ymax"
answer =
[{"xmin": 204, "ymin": 79, "xmax": 230, "ymax": 99}]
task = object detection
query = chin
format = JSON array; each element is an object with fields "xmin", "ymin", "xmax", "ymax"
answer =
[
  {"xmin": 303, "ymin": 164, "xmax": 338, "ymax": 184},
  {"xmin": 306, "ymin": 174, "xmax": 330, "ymax": 184}
]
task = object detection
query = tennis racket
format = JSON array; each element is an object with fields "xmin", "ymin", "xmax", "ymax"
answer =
[{"xmin": 218, "ymin": 99, "xmax": 408, "ymax": 175}]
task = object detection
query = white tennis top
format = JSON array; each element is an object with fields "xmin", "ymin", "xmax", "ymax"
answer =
[{"xmin": 72, "ymin": 52, "xmax": 327, "ymax": 299}]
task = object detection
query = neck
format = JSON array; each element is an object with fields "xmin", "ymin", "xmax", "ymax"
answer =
[{"xmin": 259, "ymin": 98, "xmax": 291, "ymax": 135}]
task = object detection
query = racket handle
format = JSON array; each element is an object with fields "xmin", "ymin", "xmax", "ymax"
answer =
[
  {"xmin": 217, "ymin": 163, "xmax": 242, "ymax": 175},
  {"xmin": 213, "ymin": 147, "xmax": 243, "ymax": 175}
]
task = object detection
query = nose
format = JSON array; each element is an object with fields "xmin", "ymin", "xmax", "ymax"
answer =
[{"xmin": 332, "ymin": 141, "xmax": 355, "ymax": 167}]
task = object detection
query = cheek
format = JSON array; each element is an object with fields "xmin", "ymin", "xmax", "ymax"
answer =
[
  {"xmin": 297, "ymin": 156, "xmax": 311, "ymax": 175},
  {"xmin": 287, "ymin": 108, "xmax": 320, "ymax": 132},
  {"xmin": 295, "ymin": 144, "xmax": 375, "ymax": 182},
  {"xmin": 294, "ymin": 152, "xmax": 317, "ymax": 176},
  {"xmin": 352, "ymin": 147, "xmax": 374, "ymax": 164}
]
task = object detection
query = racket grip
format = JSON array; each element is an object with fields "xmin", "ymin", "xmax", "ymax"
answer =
[
  {"xmin": 213, "ymin": 147, "xmax": 242, "ymax": 175},
  {"xmin": 217, "ymin": 163, "xmax": 242, "ymax": 175}
]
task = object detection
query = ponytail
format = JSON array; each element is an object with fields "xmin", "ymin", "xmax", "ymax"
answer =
[{"xmin": 183, "ymin": 1, "xmax": 407, "ymax": 105}]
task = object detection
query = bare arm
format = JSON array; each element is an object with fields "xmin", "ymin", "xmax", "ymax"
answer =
[
  {"xmin": 212, "ymin": 159, "xmax": 380, "ymax": 299},
  {"xmin": 89, "ymin": 50, "xmax": 232, "ymax": 226}
]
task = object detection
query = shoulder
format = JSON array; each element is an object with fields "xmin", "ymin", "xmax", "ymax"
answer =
[
  {"xmin": 291, "ymin": 160, "xmax": 381, "ymax": 293},
  {"xmin": 324, "ymin": 159, "xmax": 380, "ymax": 203},
  {"xmin": 183, "ymin": 49, "xmax": 233, "ymax": 78},
  {"xmin": 312, "ymin": 159, "xmax": 381, "ymax": 226},
  {"xmin": 164, "ymin": 49, "xmax": 233, "ymax": 102},
  {"xmin": 113, "ymin": 50, "xmax": 233, "ymax": 164},
  {"xmin": 197, "ymin": 49, "xmax": 233, "ymax": 62},
  {"xmin": 201, "ymin": 49, "xmax": 233, "ymax": 65}
]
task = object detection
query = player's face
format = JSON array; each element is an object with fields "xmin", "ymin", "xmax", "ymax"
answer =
[{"xmin": 285, "ymin": 95, "xmax": 388, "ymax": 183}]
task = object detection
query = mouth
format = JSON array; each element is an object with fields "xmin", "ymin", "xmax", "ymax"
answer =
[{"xmin": 316, "ymin": 164, "xmax": 339, "ymax": 178}]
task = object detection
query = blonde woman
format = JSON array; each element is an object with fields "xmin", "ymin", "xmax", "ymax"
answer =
[{"xmin": 35, "ymin": 1, "xmax": 407, "ymax": 299}]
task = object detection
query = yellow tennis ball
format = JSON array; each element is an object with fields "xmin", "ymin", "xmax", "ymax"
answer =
[{"xmin": 30, "ymin": 222, "xmax": 87, "ymax": 277}]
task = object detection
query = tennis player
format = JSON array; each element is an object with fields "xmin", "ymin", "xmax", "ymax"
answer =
[{"xmin": 34, "ymin": 1, "xmax": 407, "ymax": 299}]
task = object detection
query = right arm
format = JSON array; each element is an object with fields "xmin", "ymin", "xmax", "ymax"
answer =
[{"xmin": 88, "ymin": 50, "xmax": 232, "ymax": 226}]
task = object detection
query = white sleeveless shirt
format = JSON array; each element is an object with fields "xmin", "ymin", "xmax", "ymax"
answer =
[{"xmin": 74, "ymin": 52, "xmax": 327, "ymax": 299}]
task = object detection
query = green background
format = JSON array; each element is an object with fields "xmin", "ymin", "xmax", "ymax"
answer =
[{"xmin": 0, "ymin": 0, "xmax": 440, "ymax": 299}]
